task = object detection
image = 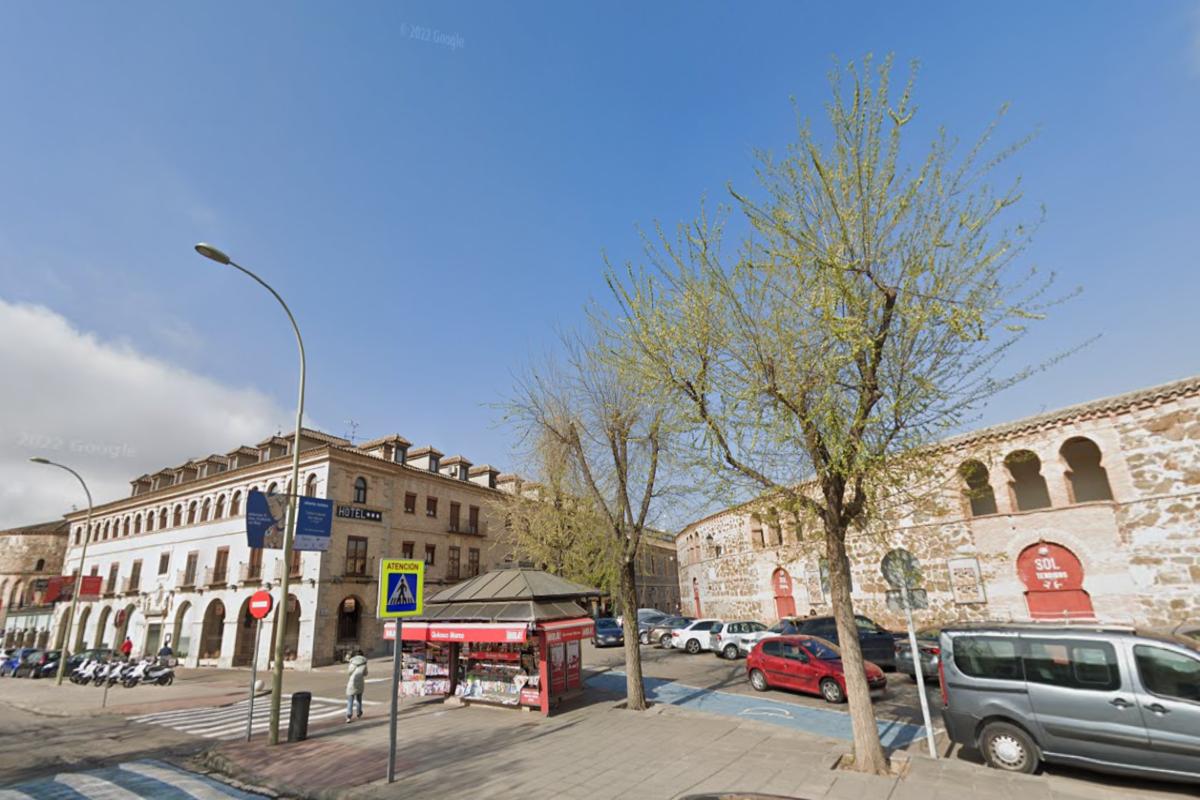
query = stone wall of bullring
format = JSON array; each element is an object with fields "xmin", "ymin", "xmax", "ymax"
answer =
[{"xmin": 676, "ymin": 376, "xmax": 1200, "ymax": 632}]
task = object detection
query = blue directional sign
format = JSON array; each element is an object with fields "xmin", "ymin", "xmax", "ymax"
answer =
[
  {"xmin": 246, "ymin": 489, "xmax": 333, "ymax": 551},
  {"xmin": 377, "ymin": 559, "xmax": 425, "ymax": 618},
  {"xmin": 294, "ymin": 497, "xmax": 333, "ymax": 552}
]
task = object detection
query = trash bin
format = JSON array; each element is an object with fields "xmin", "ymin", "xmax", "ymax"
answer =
[{"xmin": 287, "ymin": 691, "xmax": 312, "ymax": 742}]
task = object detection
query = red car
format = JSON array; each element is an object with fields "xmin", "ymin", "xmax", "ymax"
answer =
[{"xmin": 746, "ymin": 635, "xmax": 886, "ymax": 703}]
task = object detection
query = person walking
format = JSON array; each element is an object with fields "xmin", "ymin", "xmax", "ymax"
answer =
[
  {"xmin": 345, "ymin": 649, "xmax": 368, "ymax": 723},
  {"xmin": 120, "ymin": 637, "xmax": 133, "ymax": 659}
]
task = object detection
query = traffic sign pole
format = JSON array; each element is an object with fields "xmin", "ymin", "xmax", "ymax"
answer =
[
  {"xmin": 387, "ymin": 620, "xmax": 403, "ymax": 783},
  {"xmin": 246, "ymin": 591, "xmax": 274, "ymax": 742},
  {"xmin": 903, "ymin": 585, "xmax": 938, "ymax": 759}
]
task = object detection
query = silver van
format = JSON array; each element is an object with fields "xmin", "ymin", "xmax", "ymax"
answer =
[{"xmin": 939, "ymin": 623, "xmax": 1200, "ymax": 783}]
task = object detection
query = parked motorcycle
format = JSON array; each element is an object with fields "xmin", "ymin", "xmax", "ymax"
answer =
[
  {"xmin": 121, "ymin": 659, "xmax": 151, "ymax": 688},
  {"xmin": 145, "ymin": 661, "xmax": 174, "ymax": 686},
  {"xmin": 70, "ymin": 658, "xmax": 102, "ymax": 685}
]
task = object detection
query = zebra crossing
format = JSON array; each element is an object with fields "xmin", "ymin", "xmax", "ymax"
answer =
[
  {"xmin": 0, "ymin": 758, "xmax": 266, "ymax": 799},
  {"xmin": 128, "ymin": 694, "xmax": 354, "ymax": 740}
]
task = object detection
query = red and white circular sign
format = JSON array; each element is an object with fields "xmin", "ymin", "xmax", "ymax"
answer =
[{"xmin": 249, "ymin": 590, "xmax": 274, "ymax": 620}]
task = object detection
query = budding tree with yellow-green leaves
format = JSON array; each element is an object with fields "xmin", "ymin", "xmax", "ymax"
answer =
[{"xmin": 606, "ymin": 56, "xmax": 1068, "ymax": 772}]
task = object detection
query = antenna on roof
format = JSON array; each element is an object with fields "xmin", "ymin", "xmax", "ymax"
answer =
[{"xmin": 344, "ymin": 419, "xmax": 360, "ymax": 444}]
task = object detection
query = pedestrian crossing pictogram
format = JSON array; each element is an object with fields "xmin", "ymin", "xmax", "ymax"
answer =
[{"xmin": 387, "ymin": 572, "xmax": 417, "ymax": 609}]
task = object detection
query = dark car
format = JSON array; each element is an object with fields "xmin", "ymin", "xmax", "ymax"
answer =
[
  {"xmin": 767, "ymin": 615, "xmax": 896, "ymax": 669},
  {"xmin": 894, "ymin": 627, "xmax": 941, "ymax": 682},
  {"xmin": 1, "ymin": 648, "xmax": 36, "ymax": 677},
  {"xmin": 648, "ymin": 617, "xmax": 694, "ymax": 648},
  {"xmin": 66, "ymin": 647, "xmax": 115, "ymax": 673},
  {"xmin": 747, "ymin": 635, "xmax": 886, "ymax": 703},
  {"xmin": 592, "ymin": 617, "xmax": 625, "ymax": 647},
  {"xmin": 15, "ymin": 649, "xmax": 62, "ymax": 678}
]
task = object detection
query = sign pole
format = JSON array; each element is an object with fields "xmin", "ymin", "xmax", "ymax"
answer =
[
  {"xmin": 387, "ymin": 620, "xmax": 402, "ymax": 783},
  {"xmin": 903, "ymin": 585, "xmax": 938, "ymax": 759},
  {"xmin": 247, "ymin": 616, "xmax": 262, "ymax": 742}
]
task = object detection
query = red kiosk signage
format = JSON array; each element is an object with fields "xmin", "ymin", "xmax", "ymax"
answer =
[
  {"xmin": 1017, "ymin": 542, "xmax": 1095, "ymax": 620},
  {"xmin": 248, "ymin": 590, "xmax": 273, "ymax": 619}
]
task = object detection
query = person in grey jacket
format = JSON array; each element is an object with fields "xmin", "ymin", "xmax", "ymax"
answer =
[{"xmin": 346, "ymin": 649, "xmax": 368, "ymax": 722}]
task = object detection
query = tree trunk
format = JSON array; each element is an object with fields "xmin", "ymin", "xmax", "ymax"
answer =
[
  {"xmin": 826, "ymin": 526, "xmax": 890, "ymax": 774},
  {"xmin": 618, "ymin": 556, "xmax": 647, "ymax": 710}
]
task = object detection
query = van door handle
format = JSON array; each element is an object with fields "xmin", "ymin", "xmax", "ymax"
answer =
[
  {"xmin": 1109, "ymin": 697, "xmax": 1132, "ymax": 709},
  {"xmin": 1147, "ymin": 703, "xmax": 1170, "ymax": 715}
]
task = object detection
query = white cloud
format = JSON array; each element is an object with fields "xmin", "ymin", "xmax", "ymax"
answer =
[{"xmin": 0, "ymin": 299, "xmax": 292, "ymax": 528}]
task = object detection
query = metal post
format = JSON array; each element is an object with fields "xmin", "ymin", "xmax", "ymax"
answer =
[
  {"xmin": 903, "ymin": 586, "xmax": 937, "ymax": 759},
  {"xmin": 387, "ymin": 621, "xmax": 403, "ymax": 783},
  {"xmin": 247, "ymin": 616, "xmax": 263, "ymax": 741}
]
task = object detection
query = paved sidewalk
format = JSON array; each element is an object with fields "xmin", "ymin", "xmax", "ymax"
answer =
[
  {"xmin": 198, "ymin": 695, "xmax": 1196, "ymax": 800},
  {"xmin": 0, "ymin": 670, "xmax": 247, "ymax": 717}
]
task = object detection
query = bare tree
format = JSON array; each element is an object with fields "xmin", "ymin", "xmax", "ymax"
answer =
[
  {"xmin": 507, "ymin": 334, "xmax": 670, "ymax": 711},
  {"xmin": 608, "ymin": 56, "xmax": 1067, "ymax": 772}
]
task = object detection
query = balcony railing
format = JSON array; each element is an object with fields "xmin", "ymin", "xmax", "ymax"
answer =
[
  {"xmin": 239, "ymin": 561, "xmax": 264, "ymax": 584},
  {"xmin": 177, "ymin": 568, "xmax": 196, "ymax": 589},
  {"xmin": 273, "ymin": 558, "xmax": 303, "ymax": 582}
]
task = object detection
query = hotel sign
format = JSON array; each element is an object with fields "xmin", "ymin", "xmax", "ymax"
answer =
[{"xmin": 336, "ymin": 505, "xmax": 383, "ymax": 523}]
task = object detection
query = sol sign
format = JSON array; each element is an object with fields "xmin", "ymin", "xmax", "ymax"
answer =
[
  {"xmin": 1017, "ymin": 542, "xmax": 1084, "ymax": 592},
  {"xmin": 249, "ymin": 590, "xmax": 274, "ymax": 620}
]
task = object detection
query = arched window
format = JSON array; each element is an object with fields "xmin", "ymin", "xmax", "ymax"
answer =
[
  {"xmin": 159, "ymin": 508, "xmax": 168, "ymax": 529},
  {"xmin": 34, "ymin": 558, "xmax": 45, "ymax": 572},
  {"xmin": 134, "ymin": 514, "xmax": 142, "ymax": 535},
  {"xmin": 354, "ymin": 477, "xmax": 368, "ymax": 505},
  {"xmin": 1005, "ymin": 450, "xmax": 1052, "ymax": 511},
  {"xmin": 187, "ymin": 501, "xmax": 197, "ymax": 525},
  {"xmin": 305, "ymin": 475, "xmax": 318, "ymax": 497},
  {"xmin": 267, "ymin": 482, "xmax": 279, "ymax": 495},
  {"xmin": 215, "ymin": 495, "xmax": 226, "ymax": 519},
  {"xmin": 201, "ymin": 498, "xmax": 212, "ymax": 522},
  {"xmin": 123, "ymin": 517, "xmax": 131, "ymax": 536},
  {"xmin": 959, "ymin": 460, "xmax": 998, "ymax": 517},
  {"xmin": 1060, "ymin": 437, "xmax": 1114, "ymax": 503},
  {"xmin": 146, "ymin": 513, "xmax": 155, "ymax": 533},
  {"xmin": 103, "ymin": 520, "xmax": 111, "ymax": 540},
  {"xmin": 231, "ymin": 491, "xmax": 243, "ymax": 516},
  {"xmin": 74, "ymin": 527, "xmax": 82, "ymax": 545},
  {"xmin": 173, "ymin": 505, "xmax": 183, "ymax": 527}
]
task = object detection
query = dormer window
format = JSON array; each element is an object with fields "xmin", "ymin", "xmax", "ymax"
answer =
[
  {"xmin": 429, "ymin": 456, "xmax": 440, "ymax": 473},
  {"xmin": 395, "ymin": 446, "xmax": 407, "ymax": 465}
]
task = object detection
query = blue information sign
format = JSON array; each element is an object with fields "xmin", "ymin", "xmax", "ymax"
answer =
[
  {"xmin": 294, "ymin": 497, "xmax": 333, "ymax": 552},
  {"xmin": 245, "ymin": 489, "xmax": 333, "ymax": 551}
]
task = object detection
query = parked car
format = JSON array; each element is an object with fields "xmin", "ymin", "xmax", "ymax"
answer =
[
  {"xmin": 747, "ymin": 635, "xmax": 886, "ymax": 703},
  {"xmin": 940, "ymin": 623, "xmax": 1200, "ymax": 781},
  {"xmin": 0, "ymin": 648, "xmax": 36, "ymax": 677},
  {"xmin": 635, "ymin": 611, "xmax": 673, "ymax": 644},
  {"xmin": 762, "ymin": 614, "xmax": 896, "ymax": 669},
  {"xmin": 670, "ymin": 619, "xmax": 723, "ymax": 654},
  {"xmin": 711, "ymin": 621, "xmax": 769, "ymax": 660},
  {"xmin": 1174, "ymin": 622, "xmax": 1199, "ymax": 643},
  {"xmin": 894, "ymin": 627, "xmax": 941, "ymax": 682},
  {"xmin": 592, "ymin": 617, "xmax": 625, "ymax": 647},
  {"xmin": 13, "ymin": 648, "xmax": 60, "ymax": 678},
  {"xmin": 66, "ymin": 648, "xmax": 115, "ymax": 673},
  {"xmin": 647, "ymin": 617, "xmax": 693, "ymax": 648}
]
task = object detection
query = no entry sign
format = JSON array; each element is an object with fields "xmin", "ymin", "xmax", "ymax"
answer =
[{"xmin": 249, "ymin": 590, "xmax": 274, "ymax": 620}]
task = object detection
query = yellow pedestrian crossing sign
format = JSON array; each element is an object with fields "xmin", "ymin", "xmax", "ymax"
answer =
[{"xmin": 377, "ymin": 559, "xmax": 425, "ymax": 618}]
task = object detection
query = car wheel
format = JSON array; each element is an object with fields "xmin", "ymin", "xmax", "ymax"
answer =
[
  {"xmin": 639, "ymin": 631, "xmax": 649, "ymax": 645},
  {"xmin": 723, "ymin": 644, "xmax": 739, "ymax": 660},
  {"xmin": 685, "ymin": 639, "xmax": 701, "ymax": 655},
  {"xmin": 820, "ymin": 678, "xmax": 846, "ymax": 704},
  {"xmin": 980, "ymin": 722, "xmax": 1039, "ymax": 774},
  {"xmin": 660, "ymin": 634, "xmax": 672, "ymax": 648},
  {"xmin": 749, "ymin": 669, "xmax": 769, "ymax": 692}
]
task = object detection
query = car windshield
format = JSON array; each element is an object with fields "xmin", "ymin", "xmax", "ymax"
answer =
[
  {"xmin": 597, "ymin": 619, "xmax": 619, "ymax": 629},
  {"xmin": 802, "ymin": 639, "xmax": 841, "ymax": 660}
]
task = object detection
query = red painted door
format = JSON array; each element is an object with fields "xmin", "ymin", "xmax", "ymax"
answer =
[
  {"xmin": 1017, "ymin": 542, "xmax": 1095, "ymax": 620},
  {"xmin": 772, "ymin": 568, "xmax": 796, "ymax": 619}
]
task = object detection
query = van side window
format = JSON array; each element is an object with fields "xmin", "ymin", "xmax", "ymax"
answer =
[
  {"xmin": 953, "ymin": 636, "xmax": 1022, "ymax": 680},
  {"xmin": 1134, "ymin": 645, "xmax": 1200, "ymax": 703},
  {"xmin": 1024, "ymin": 639, "xmax": 1120, "ymax": 692}
]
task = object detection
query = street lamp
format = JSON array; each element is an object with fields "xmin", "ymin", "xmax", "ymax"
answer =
[
  {"xmin": 29, "ymin": 457, "xmax": 93, "ymax": 685},
  {"xmin": 195, "ymin": 242, "xmax": 306, "ymax": 746}
]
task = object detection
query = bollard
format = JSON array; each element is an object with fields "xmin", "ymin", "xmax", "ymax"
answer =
[{"xmin": 287, "ymin": 691, "xmax": 312, "ymax": 742}]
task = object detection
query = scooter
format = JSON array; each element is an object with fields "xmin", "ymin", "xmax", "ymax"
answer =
[
  {"xmin": 95, "ymin": 660, "xmax": 124, "ymax": 687},
  {"xmin": 122, "ymin": 659, "xmax": 151, "ymax": 688},
  {"xmin": 145, "ymin": 661, "xmax": 174, "ymax": 686},
  {"xmin": 70, "ymin": 658, "xmax": 101, "ymax": 685}
]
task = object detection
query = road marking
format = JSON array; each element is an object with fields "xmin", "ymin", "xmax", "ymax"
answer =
[
  {"xmin": 56, "ymin": 772, "xmax": 142, "ymax": 799},
  {"xmin": 0, "ymin": 791, "xmax": 33, "ymax": 800},
  {"xmin": 738, "ymin": 707, "xmax": 794, "ymax": 718},
  {"xmin": 119, "ymin": 761, "xmax": 244, "ymax": 800},
  {"xmin": 129, "ymin": 696, "xmax": 351, "ymax": 740}
]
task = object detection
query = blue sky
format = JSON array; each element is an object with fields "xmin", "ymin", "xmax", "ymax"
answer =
[{"xmin": 2, "ymin": 2, "xmax": 1198, "ymax": 519}]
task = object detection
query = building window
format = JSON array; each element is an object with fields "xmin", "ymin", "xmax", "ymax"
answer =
[
  {"xmin": 215, "ymin": 496, "xmax": 225, "ymax": 519},
  {"xmin": 354, "ymin": 477, "xmax": 368, "ymax": 504},
  {"xmin": 201, "ymin": 498, "xmax": 211, "ymax": 522},
  {"xmin": 404, "ymin": 493, "xmax": 417, "ymax": 514},
  {"xmin": 1060, "ymin": 437, "xmax": 1114, "ymax": 503},
  {"xmin": 468, "ymin": 505, "xmax": 479, "ymax": 535},
  {"xmin": 123, "ymin": 517, "xmax": 131, "ymax": 536},
  {"xmin": 134, "ymin": 515, "xmax": 143, "ymax": 534},
  {"xmin": 187, "ymin": 501, "xmax": 198, "ymax": 525},
  {"xmin": 248, "ymin": 547, "xmax": 263, "ymax": 580},
  {"xmin": 159, "ymin": 509, "xmax": 168, "ymax": 529},
  {"xmin": 34, "ymin": 558, "xmax": 45, "ymax": 572},
  {"xmin": 74, "ymin": 527, "xmax": 82, "ymax": 545},
  {"xmin": 447, "ymin": 546, "xmax": 461, "ymax": 580},
  {"xmin": 106, "ymin": 563, "xmax": 119, "ymax": 594},
  {"xmin": 346, "ymin": 536, "xmax": 368, "ymax": 576},
  {"xmin": 213, "ymin": 547, "xmax": 229, "ymax": 584},
  {"xmin": 158, "ymin": 552, "xmax": 170, "ymax": 575},
  {"xmin": 291, "ymin": 548, "xmax": 302, "ymax": 577},
  {"xmin": 129, "ymin": 560, "xmax": 143, "ymax": 592},
  {"xmin": 231, "ymin": 491, "xmax": 242, "ymax": 516},
  {"xmin": 429, "ymin": 456, "xmax": 440, "ymax": 473},
  {"xmin": 1005, "ymin": 450, "xmax": 1052, "ymax": 511},
  {"xmin": 402, "ymin": 541, "xmax": 415, "ymax": 559},
  {"xmin": 184, "ymin": 552, "xmax": 198, "ymax": 586},
  {"xmin": 424, "ymin": 544, "xmax": 436, "ymax": 566},
  {"xmin": 959, "ymin": 460, "xmax": 998, "ymax": 517},
  {"xmin": 426, "ymin": 497, "xmax": 438, "ymax": 518},
  {"xmin": 173, "ymin": 505, "xmax": 183, "ymax": 527},
  {"xmin": 267, "ymin": 482, "xmax": 278, "ymax": 495},
  {"xmin": 467, "ymin": 548, "xmax": 480, "ymax": 577},
  {"xmin": 305, "ymin": 474, "xmax": 318, "ymax": 497},
  {"xmin": 449, "ymin": 502, "xmax": 461, "ymax": 532}
]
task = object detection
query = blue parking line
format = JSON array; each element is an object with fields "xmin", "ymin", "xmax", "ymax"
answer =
[{"xmin": 585, "ymin": 671, "xmax": 926, "ymax": 749}]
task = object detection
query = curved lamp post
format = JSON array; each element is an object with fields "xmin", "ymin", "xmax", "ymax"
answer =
[
  {"xmin": 195, "ymin": 242, "xmax": 306, "ymax": 746},
  {"xmin": 29, "ymin": 457, "xmax": 93, "ymax": 685}
]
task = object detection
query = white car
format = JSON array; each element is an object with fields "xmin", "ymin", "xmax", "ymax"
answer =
[
  {"xmin": 710, "ymin": 621, "xmax": 769, "ymax": 659},
  {"xmin": 670, "ymin": 619, "xmax": 723, "ymax": 654}
]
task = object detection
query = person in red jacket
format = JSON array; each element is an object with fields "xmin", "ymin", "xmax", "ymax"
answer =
[{"xmin": 120, "ymin": 637, "xmax": 133, "ymax": 659}]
